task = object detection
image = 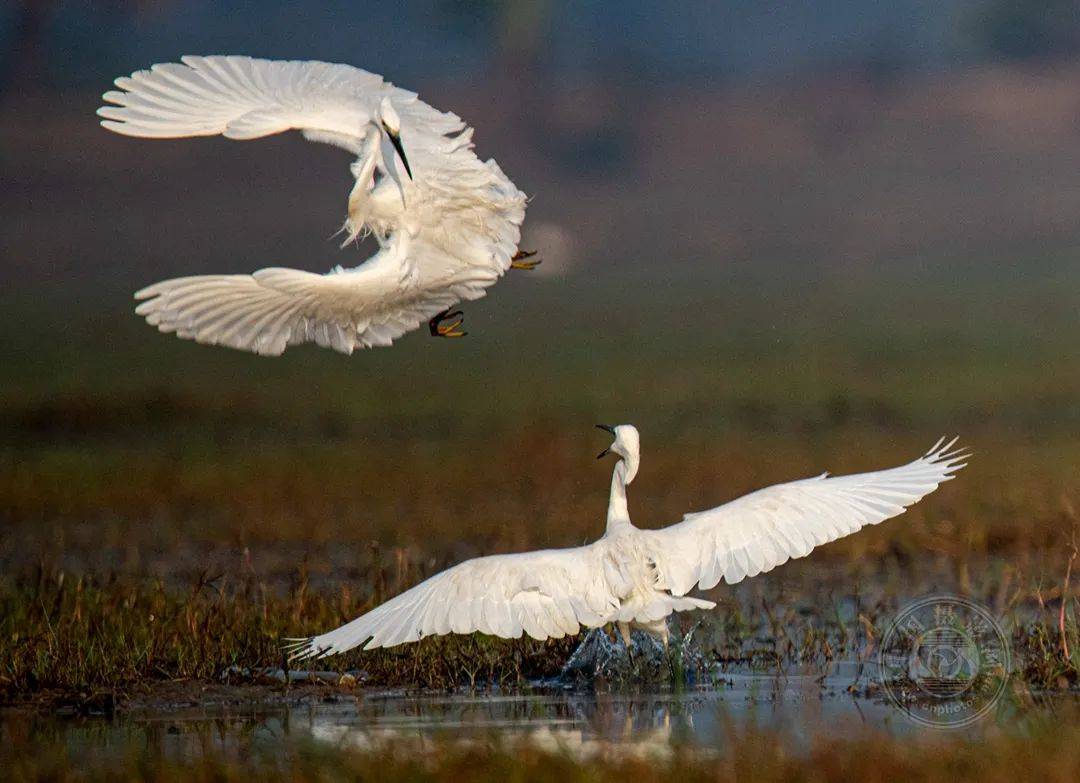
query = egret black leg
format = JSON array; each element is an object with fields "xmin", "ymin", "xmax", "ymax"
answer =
[
  {"xmin": 510, "ymin": 249, "xmax": 541, "ymax": 270},
  {"xmin": 429, "ymin": 309, "xmax": 466, "ymax": 338}
]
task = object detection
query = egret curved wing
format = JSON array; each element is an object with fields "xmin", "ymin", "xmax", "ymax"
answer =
[
  {"xmin": 286, "ymin": 546, "xmax": 618, "ymax": 659},
  {"xmin": 98, "ymin": 55, "xmax": 462, "ymax": 152},
  {"xmin": 134, "ymin": 171, "xmax": 523, "ymax": 360},
  {"xmin": 133, "ymin": 258, "xmax": 467, "ymax": 356},
  {"xmin": 646, "ymin": 439, "xmax": 968, "ymax": 595}
]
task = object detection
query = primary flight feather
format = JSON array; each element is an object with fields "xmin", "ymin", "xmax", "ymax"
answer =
[
  {"xmin": 286, "ymin": 425, "xmax": 967, "ymax": 659},
  {"xmin": 99, "ymin": 55, "xmax": 531, "ymax": 356}
]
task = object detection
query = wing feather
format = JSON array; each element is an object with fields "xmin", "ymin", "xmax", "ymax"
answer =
[
  {"xmin": 132, "ymin": 235, "xmax": 459, "ymax": 356},
  {"xmin": 288, "ymin": 546, "xmax": 613, "ymax": 659},
  {"xmin": 100, "ymin": 55, "xmax": 464, "ymax": 151},
  {"xmin": 647, "ymin": 441, "xmax": 968, "ymax": 594}
]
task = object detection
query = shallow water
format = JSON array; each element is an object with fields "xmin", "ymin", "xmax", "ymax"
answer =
[
  {"xmin": 17, "ymin": 664, "xmax": 1069, "ymax": 763},
  {"xmin": 291, "ymin": 674, "xmax": 900, "ymax": 754},
  {"xmin": 11, "ymin": 586, "xmax": 1070, "ymax": 761}
]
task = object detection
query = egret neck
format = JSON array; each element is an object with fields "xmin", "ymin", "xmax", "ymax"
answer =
[
  {"xmin": 606, "ymin": 458, "xmax": 636, "ymax": 534},
  {"xmin": 344, "ymin": 126, "xmax": 382, "ymax": 245}
]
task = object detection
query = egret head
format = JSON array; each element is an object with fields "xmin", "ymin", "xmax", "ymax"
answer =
[
  {"xmin": 596, "ymin": 424, "xmax": 640, "ymax": 483},
  {"xmin": 376, "ymin": 97, "xmax": 412, "ymax": 180}
]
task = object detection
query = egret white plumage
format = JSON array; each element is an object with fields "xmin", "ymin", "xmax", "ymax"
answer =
[
  {"xmin": 286, "ymin": 425, "xmax": 967, "ymax": 659},
  {"xmin": 98, "ymin": 55, "xmax": 533, "ymax": 356}
]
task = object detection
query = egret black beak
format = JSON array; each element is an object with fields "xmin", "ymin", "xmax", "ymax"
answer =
[
  {"xmin": 596, "ymin": 423, "xmax": 615, "ymax": 459},
  {"xmin": 386, "ymin": 128, "xmax": 413, "ymax": 180}
]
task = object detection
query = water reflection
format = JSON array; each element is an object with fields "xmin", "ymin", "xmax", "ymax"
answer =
[
  {"xmin": 35, "ymin": 673, "xmax": 888, "ymax": 759},
  {"xmin": 15, "ymin": 670, "xmax": 1073, "ymax": 763},
  {"xmin": 294, "ymin": 670, "xmax": 905, "ymax": 755}
]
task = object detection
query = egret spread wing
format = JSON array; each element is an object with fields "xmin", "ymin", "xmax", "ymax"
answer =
[
  {"xmin": 131, "ymin": 161, "xmax": 527, "ymax": 357},
  {"xmin": 646, "ymin": 439, "xmax": 968, "ymax": 595},
  {"xmin": 287, "ymin": 546, "xmax": 619, "ymax": 659},
  {"xmin": 133, "ymin": 255, "xmax": 468, "ymax": 356},
  {"xmin": 132, "ymin": 185, "xmax": 525, "ymax": 356},
  {"xmin": 98, "ymin": 55, "xmax": 463, "ymax": 152}
]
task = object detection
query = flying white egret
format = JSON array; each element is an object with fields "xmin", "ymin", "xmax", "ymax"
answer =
[
  {"xmin": 286, "ymin": 425, "xmax": 967, "ymax": 659},
  {"xmin": 98, "ymin": 55, "xmax": 535, "ymax": 356}
]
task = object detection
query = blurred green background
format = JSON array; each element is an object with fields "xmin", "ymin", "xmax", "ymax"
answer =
[{"xmin": 2, "ymin": 0, "xmax": 1079, "ymax": 586}]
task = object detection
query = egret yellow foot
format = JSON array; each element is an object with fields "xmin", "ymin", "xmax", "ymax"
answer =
[
  {"xmin": 510, "ymin": 249, "xmax": 541, "ymax": 270},
  {"xmin": 428, "ymin": 309, "xmax": 467, "ymax": 338}
]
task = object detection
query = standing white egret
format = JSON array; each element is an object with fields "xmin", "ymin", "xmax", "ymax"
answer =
[
  {"xmin": 98, "ymin": 55, "xmax": 535, "ymax": 356},
  {"xmin": 286, "ymin": 425, "xmax": 967, "ymax": 659}
]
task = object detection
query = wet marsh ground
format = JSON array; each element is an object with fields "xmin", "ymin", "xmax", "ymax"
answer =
[{"xmin": 2, "ymin": 257, "xmax": 1079, "ymax": 777}]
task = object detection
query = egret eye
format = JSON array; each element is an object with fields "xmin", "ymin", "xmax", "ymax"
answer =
[{"xmin": 381, "ymin": 117, "xmax": 401, "ymax": 137}]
